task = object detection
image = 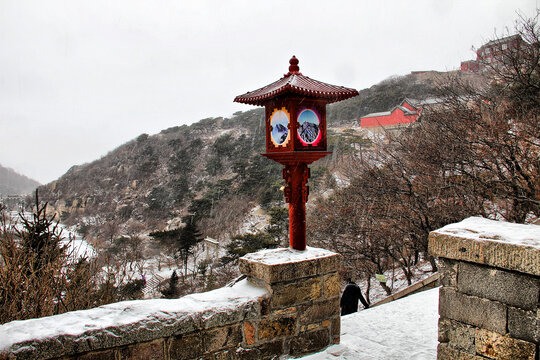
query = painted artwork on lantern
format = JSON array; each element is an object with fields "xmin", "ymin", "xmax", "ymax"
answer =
[
  {"xmin": 270, "ymin": 108, "xmax": 290, "ymax": 147},
  {"xmin": 297, "ymin": 109, "xmax": 321, "ymax": 146}
]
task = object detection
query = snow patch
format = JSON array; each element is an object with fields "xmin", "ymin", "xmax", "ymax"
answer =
[
  {"xmin": 241, "ymin": 246, "xmax": 336, "ymax": 265},
  {"xmin": 434, "ymin": 216, "xmax": 540, "ymax": 249},
  {"xmin": 237, "ymin": 205, "xmax": 270, "ymax": 235}
]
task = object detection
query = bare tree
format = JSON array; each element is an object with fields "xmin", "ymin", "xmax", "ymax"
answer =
[{"xmin": 308, "ymin": 13, "xmax": 540, "ymax": 296}]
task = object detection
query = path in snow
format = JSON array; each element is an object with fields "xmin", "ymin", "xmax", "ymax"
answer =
[{"xmin": 299, "ymin": 287, "xmax": 440, "ymax": 360}]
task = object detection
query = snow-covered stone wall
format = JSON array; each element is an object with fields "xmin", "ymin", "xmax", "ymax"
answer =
[
  {"xmin": 429, "ymin": 217, "xmax": 539, "ymax": 360},
  {"xmin": 0, "ymin": 246, "xmax": 341, "ymax": 360}
]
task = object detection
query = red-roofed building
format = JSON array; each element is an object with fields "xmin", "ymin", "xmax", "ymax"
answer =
[{"xmin": 360, "ymin": 98, "xmax": 422, "ymax": 128}]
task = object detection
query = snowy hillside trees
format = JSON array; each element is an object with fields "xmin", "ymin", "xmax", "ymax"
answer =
[{"xmin": 308, "ymin": 13, "xmax": 540, "ymax": 299}]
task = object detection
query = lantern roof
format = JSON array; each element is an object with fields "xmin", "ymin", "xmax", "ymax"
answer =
[{"xmin": 234, "ymin": 56, "xmax": 359, "ymax": 106}]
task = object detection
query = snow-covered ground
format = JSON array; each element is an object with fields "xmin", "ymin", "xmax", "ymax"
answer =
[
  {"xmin": 237, "ymin": 205, "xmax": 271, "ymax": 235},
  {"xmin": 299, "ymin": 287, "xmax": 440, "ymax": 360}
]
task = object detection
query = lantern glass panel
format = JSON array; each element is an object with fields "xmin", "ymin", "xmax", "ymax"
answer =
[
  {"xmin": 297, "ymin": 109, "xmax": 321, "ymax": 146},
  {"xmin": 270, "ymin": 108, "xmax": 291, "ymax": 147}
]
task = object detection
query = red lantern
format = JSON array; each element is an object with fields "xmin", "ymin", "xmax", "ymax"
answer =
[{"xmin": 234, "ymin": 56, "xmax": 358, "ymax": 250}]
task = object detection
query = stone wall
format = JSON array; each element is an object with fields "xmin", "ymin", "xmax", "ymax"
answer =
[
  {"xmin": 429, "ymin": 217, "xmax": 539, "ymax": 360},
  {"xmin": 0, "ymin": 247, "xmax": 340, "ymax": 360}
]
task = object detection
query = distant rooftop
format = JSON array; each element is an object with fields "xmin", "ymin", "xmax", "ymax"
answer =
[
  {"xmin": 406, "ymin": 97, "xmax": 444, "ymax": 107},
  {"xmin": 362, "ymin": 101, "xmax": 425, "ymax": 119},
  {"xmin": 361, "ymin": 110, "xmax": 392, "ymax": 118},
  {"xmin": 478, "ymin": 34, "xmax": 522, "ymax": 50}
]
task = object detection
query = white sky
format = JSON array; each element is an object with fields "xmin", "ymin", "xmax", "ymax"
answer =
[{"xmin": 0, "ymin": 0, "xmax": 537, "ymax": 184}]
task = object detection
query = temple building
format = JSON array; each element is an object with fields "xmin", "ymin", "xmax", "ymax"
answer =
[{"xmin": 461, "ymin": 34, "xmax": 525, "ymax": 73}]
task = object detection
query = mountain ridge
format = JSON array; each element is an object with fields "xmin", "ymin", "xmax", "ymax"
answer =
[{"xmin": 0, "ymin": 164, "xmax": 41, "ymax": 196}]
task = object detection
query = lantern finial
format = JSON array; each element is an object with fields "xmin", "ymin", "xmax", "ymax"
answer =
[{"xmin": 288, "ymin": 56, "xmax": 300, "ymax": 75}]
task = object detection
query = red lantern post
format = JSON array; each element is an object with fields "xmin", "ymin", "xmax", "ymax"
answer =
[{"xmin": 234, "ymin": 56, "xmax": 358, "ymax": 250}]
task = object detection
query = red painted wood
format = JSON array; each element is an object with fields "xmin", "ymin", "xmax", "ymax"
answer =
[
  {"xmin": 283, "ymin": 163, "xmax": 309, "ymax": 250},
  {"xmin": 234, "ymin": 56, "xmax": 358, "ymax": 250},
  {"xmin": 262, "ymin": 151, "xmax": 330, "ymax": 165}
]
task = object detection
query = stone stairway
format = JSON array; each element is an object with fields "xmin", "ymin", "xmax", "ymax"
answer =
[
  {"xmin": 142, "ymin": 273, "xmax": 164, "ymax": 297},
  {"xmin": 371, "ymin": 272, "xmax": 440, "ymax": 307}
]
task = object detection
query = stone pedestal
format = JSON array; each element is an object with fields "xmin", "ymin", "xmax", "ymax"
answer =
[
  {"xmin": 429, "ymin": 217, "xmax": 539, "ymax": 360},
  {"xmin": 239, "ymin": 246, "xmax": 342, "ymax": 356}
]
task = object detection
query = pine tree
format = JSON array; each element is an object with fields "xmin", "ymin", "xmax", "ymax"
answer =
[
  {"xmin": 161, "ymin": 270, "xmax": 179, "ymax": 298},
  {"xmin": 16, "ymin": 191, "xmax": 65, "ymax": 277},
  {"xmin": 178, "ymin": 219, "xmax": 203, "ymax": 276}
]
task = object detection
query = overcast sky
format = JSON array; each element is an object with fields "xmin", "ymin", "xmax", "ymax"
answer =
[{"xmin": 0, "ymin": 0, "xmax": 537, "ymax": 184}]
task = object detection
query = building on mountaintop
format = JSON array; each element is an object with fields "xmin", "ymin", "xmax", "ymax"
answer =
[
  {"xmin": 360, "ymin": 98, "xmax": 439, "ymax": 129},
  {"xmin": 461, "ymin": 34, "xmax": 526, "ymax": 73}
]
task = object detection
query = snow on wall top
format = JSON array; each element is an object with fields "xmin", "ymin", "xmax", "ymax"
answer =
[
  {"xmin": 241, "ymin": 246, "xmax": 337, "ymax": 265},
  {"xmin": 0, "ymin": 279, "xmax": 268, "ymax": 353},
  {"xmin": 434, "ymin": 216, "xmax": 540, "ymax": 250}
]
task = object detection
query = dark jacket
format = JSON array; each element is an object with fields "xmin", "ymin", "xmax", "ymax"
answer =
[{"xmin": 340, "ymin": 281, "xmax": 369, "ymax": 315}]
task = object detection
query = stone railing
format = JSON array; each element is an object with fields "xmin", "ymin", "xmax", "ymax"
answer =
[
  {"xmin": 429, "ymin": 217, "xmax": 539, "ymax": 360},
  {"xmin": 0, "ymin": 247, "xmax": 341, "ymax": 360}
]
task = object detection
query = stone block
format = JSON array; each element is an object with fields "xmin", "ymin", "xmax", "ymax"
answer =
[
  {"xmin": 437, "ymin": 318, "xmax": 476, "ymax": 353},
  {"xmin": 239, "ymin": 247, "xmax": 341, "ymax": 284},
  {"xmin": 198, "ymin": 301, "xmax": 261, "ymax": 330},
  {"xmin": 318, "ymin": 255, "xmax": 342, "ymax": 276},
  {"xmin": 458, "ymin": 261, "xmax": 539, "ymax": 310},
  {"xmin": 270, "ymin": 306, "xmax": 296, "ymax": 317},
  {"xmin": 259, "ymin": 297, "xmax": 271, "ymax": 316},
  {"xmin": 213, "ymin": 348, "xmax": 260, "ymax": 360},
  {"xmin": 204, "ymin": 324, "xmax": 243, "ymax": 353},
  {"xmin": 77, "ymin": 350, "xmax": 117, "ymax": 360},
  {"xmin": 323, "ymin": 272, "xmax": 341, "ymax": 297},
  {"xmin": 429, "ymin": 221, "xmax": 540, "ymax": 276},
  {"xmin": 508, "ymin": 306, "xmax": 540, "ymax": 344},
  {"xmin": 331, "ymin": 316, "xmax": 341, "ymax": 339},
  {"xmin": 244, "ymin": 321, "xmax": 256, "ymax": 345},
  {"xmin": 215, "ymin": 340, "xmax": 283, "ymax": 360},
  {"xmin": 475, "ymin": 328, "xmax": 536, "ymax": 360},
  {"xmin": 168, "ymin": 332, "xmax": 204, "ymax": 360},
  {"xmin": 271, "ymin": 277, "xmax": 322, "ymax": 308},
  {"xmin": 429, "ymin": 232, "xmax": 485, "ymax": 265},
  {"xmin": 298, "ymin": 297, "xmax": 340, "ymax": 325},
  {"xmin": 439, "ymin": 287, "xmax": 507, "ymax": 334},
  {"xmin": 288, "ymin": 328, "xmax": 330, "ymax": 356},
  {"xmin": 257, "ymin": 340, "xmax": 284, "ymax": 359},
  {"xmin": 483, "ymin": 240, "xmax": 540, "ymax": 277},
  {"xmin": 437, "ymin": 343, "xmax": 485, "ymax": 360},
  {"xmin": 258, "ymin": 317, "xmax": 296, "ymax": 339},
  {"xmin": 118, "ymin": 339, "xmax": 165, "ymax": 360},
  {"xmin": 439, "ymin": 258, "xmax": 458, "ymax": 288},
  {"xmin": 321, "ymin": 320, "xmax": 330, "ymax": 327}
]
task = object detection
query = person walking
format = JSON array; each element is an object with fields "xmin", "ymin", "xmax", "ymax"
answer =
[{"xmin": 340, "ymin": 278, "xmax": 370, "ymax": 315}]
